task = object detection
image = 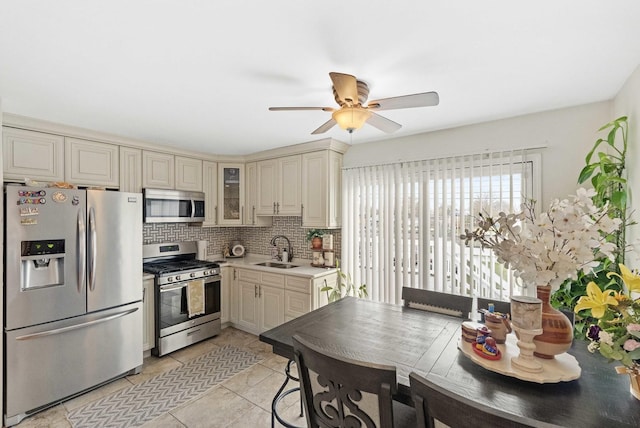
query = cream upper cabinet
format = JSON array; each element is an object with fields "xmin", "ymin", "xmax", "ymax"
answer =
[
  {"xmin": 175, "ymin": 156, "xmax": 203, "ymax": 191},
  {"xmin": 120, "ymin": 147, "xmax": 142, "ymax": 193},
  {"xmin": 302, "ymin": 150, "xmax": 342, "ymax": 228},
  {"xmin": 279, "ymin": 155, "xmax": 302, "ymax": 215},
  {"xmin": 202, "ymin": 161, "xmax": 218, "ymax": 226},
  {"xmin": 245, "ymin": 162, "xmax": 272, "ymax": 226},
  {"xmin": 3, "ymin": 127, "xmax": 64, "ymax": 182},
  {"xmin": 142, "ymin": 150, "xmax": 175, "ymax": 189},
  {"xmin": 65, "ymin": 137, "xmax": 119, "ymax": 188},
  {"xmin": 256, "ymin": 155, "xmax": 301, "ymax": 216},
  {"xmin": 218, "ymin": 163, "xmax": 245, "ymax": 225},
  {"xmin": 256, "ymin": 159, "xmax": 278, "ymax": 215}
]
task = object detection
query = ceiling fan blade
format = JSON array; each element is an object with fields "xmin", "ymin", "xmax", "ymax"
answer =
[
  {"xmin": 269, "ymin": 107, "xmax": 334, "ymax": 111},
  {"xmin": 367, "ymin": 112, "xmax": 402, "ymax": 133},
  {"xmin": 367, "ymin": 91, "xmax": 439, "ymax": 111},
  {"xmin": 329, "ymin": 72, "xmax": 359, "ymax": 106},
  {"xmin": 311, "ymin": 119, "xmax": 337, "ymax": 134}
]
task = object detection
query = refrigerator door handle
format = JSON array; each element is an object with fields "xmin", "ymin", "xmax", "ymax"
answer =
[
  {"xmin": 88, "ymin": 207, "xmax": 97, "ymax": 291},
  {"xmin": 14, "ymin": 307, "xmax": 139, "ymax": 341},
  {"xmin": 77, "ymin": 210, "xmax": 86, "ymax": 293}
]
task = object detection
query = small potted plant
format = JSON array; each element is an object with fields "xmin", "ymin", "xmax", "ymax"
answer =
[{"xmin": 306, "ymin": 229, "xmax": 324, "ymax": 249}]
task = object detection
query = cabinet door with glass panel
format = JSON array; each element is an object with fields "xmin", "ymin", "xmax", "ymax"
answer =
[{"xmin": 217, "ymin": 163, "xmax": 245, "ymax": 225}]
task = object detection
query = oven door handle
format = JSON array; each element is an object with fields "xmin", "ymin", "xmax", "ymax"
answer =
[{"xmin": 160, "ymin": 283, "xmax": 187, "ymax": 292}]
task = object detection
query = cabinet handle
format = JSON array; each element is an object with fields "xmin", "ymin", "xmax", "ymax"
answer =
[
  {"xmin": 273, "ymin": 202, "xmax": 276, "ymax": 214},
  {"xmin": 259, "ymin": 285, "xmax": 262, "ymax": 298},
  {"xmin": 142, "ymin": 287, "xmax": 146, "ymax": 302},
  {"xmin": 276, "ymin": 202, "xmax": 280, "ymax": 214},
  {"xmin": 252, "ymin": 206, "xmax": 256, "ymax": 225},
  {"xmin": 241, "ymin": 206, "xmax": 244, "ymax": 222},
  {"xmin": 233, "ymin": 269, "xmax": 237, "ymax": 280},
  {"xmin": 255, "ymin": 284, "xmax": 258, "ymax": 298},
  {"xmin": 301, "ymin": 204, "xmax": 305, "ymax": 226},
  {"xmin": 215, "ymin": 206, "xmax": 218, "ymax": 224}
]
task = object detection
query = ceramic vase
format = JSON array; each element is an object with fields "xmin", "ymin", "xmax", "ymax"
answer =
[{"xmin": 532, "ymin": 285, "xmax": 573, "ymax": 359}]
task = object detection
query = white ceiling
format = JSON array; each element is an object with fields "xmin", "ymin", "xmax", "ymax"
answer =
[{"xmin": 2, "ymin": 1, "xmax": 640, "ymax": 156}]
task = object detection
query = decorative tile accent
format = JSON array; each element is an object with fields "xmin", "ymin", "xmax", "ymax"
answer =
[
  {"xmin": 143, "ymin": 219, "xmax": 342, "ymax": 262},
  {"xmin": 67, "ymin": 345, "xmax": 261, "ymax": 428}
]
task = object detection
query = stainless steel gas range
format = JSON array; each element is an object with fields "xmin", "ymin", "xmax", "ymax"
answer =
[{"xmin": 143, "ymin": 242, "xmax": 221, "ymax": 356}]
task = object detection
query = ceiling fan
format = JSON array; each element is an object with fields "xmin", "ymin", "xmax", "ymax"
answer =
[{"xmin": 269, "ymin": 72, "xmax": 439, "ymax": 134}]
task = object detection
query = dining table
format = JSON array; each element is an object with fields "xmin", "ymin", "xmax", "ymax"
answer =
[{"xmin": 259, "ymin": 296, "xmax": 640, "ymax": 428}]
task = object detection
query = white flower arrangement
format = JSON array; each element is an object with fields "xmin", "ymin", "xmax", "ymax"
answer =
[{"xmin": 460, "ymin": 188, "xmax": 622, "ymax": 290}]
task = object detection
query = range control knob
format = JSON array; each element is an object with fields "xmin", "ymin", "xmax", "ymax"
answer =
[
  {"xmin": 167, "ymin": 276, "xmax": 174, "ymax": 282},
  {"xmin": 190, "ymin": 273, "xmax": 196, "ymax": 278},
  {"xmin": 175, "ymin": 275, "xmax": 181, "ymax": 281}
]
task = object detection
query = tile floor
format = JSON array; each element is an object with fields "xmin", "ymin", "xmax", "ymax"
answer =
[{"xmin": 12, "ymin": 327, "xmax": 306, "ymax": 428}]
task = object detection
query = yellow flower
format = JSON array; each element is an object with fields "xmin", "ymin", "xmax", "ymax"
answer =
[
  {"xmin": 574, "ymin": 281, "xmax": 618, "ymax": 318},
  {"xmin": 607, "ymin": 264, "xmax": 640, "ymax": 293},
  {"xmin": 612, "ymin": 291, "xmax": 628, "ymax": 303}
]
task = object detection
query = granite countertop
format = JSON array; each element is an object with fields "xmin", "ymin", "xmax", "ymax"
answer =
[{"xmin": 207, "ymin": 254, "xmax": 337, "ymax": 278}]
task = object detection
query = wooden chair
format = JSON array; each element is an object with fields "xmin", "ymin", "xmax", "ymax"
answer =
[
  {"xmin": 409, "ymin": 372, "xmax": 559, "ymax": 428},
  {"xmin": 292, "ymin": 334, "xmax": 416, "ymax": 428},
  {"xmin": 402, "ymin": 287, "xmax": 472, "ymax": 319}
]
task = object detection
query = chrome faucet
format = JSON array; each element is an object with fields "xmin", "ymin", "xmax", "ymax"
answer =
[{"xmin": 270, "ymin": 235, "xmax": 292, "ymax": 262}]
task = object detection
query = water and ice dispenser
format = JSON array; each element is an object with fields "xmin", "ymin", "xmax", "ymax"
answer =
[{"xmin": 20, "ymin": 239, "xmax": 65, "ymax": 290}]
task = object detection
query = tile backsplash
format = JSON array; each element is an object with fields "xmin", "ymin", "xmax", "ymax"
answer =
[{"xmin": 143, "ymin": 217, "xmax": 341, "ymax": 263}]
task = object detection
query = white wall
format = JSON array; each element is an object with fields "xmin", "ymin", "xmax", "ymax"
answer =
[
  {"xmin": 344, "ymin": 102, "xmax": 613, "ymax": 208},
  {"xmin": 613, "ymin": 64, "xmax": 640, "ymax": 258}
]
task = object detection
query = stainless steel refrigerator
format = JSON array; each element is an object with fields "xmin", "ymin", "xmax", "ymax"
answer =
[{"xmin": 3, "ymin": 185, "xmax": 143, "ymax": 426}]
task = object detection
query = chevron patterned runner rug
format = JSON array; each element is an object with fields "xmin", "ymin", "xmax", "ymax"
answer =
[{"xmin": 67, "ymin": 345, "xmax": 262, "ymax": 428}]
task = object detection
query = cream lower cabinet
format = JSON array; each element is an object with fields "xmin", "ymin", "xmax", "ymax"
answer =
[
  {"xmin": 229, "ymin": 268, "xmax": 239, "ymax": 323},
  {"xmin": 221, "ymin": 266, "xmax": 232, "ymax": 324},
  {"xmin": 231, "ymin": 268, "xmax": 337, "ymax": 332},
  {"xmin": 142, "ymin": 275, "xmax": 155, "ymax": 352},
  {"xmin": 285, "ymin": 273, "xmax": 335, "ymax": 322},
  {"xmin": 236, "ymin": 269, "xmax": 284, "ymax": 334}
]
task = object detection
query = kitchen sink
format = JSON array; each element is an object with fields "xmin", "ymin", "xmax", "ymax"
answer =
[{"xmin": 254, "ymin": 261, "xmax": 299, "ymax": 269}]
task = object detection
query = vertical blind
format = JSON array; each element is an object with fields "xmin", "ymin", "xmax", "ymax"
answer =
[{"xmin": 342, "ymin": 150, "xmax": 540, "ymax": 305}]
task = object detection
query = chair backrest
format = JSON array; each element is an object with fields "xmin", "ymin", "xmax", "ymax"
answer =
[
  {"xmin": 402, "ymin": 287, "xmax": 472, "ymax": 319},
  {"xmin": 409, "ymin": 372, "xmax": 554, "ymax": 428},
  {"xmin": 293, "ymin": 334, "xmax": 399, "ymax": 428}
]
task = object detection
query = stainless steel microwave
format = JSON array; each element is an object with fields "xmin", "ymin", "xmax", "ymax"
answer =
[{"xmin": 143, "ymin": 188, "xmax": 205, "ymax": 223}]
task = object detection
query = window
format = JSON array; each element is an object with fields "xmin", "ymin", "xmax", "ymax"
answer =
[{"xmin": 342, "ymin": 150, "xmax": 541, "ymax": 305}]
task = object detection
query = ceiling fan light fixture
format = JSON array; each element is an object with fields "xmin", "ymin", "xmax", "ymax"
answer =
[{"xmin": 332, "ymin": 107, "xmax": 371, "ymax": 132}]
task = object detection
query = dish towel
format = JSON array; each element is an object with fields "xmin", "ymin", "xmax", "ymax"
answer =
[{"xmin": 186, "ymin": 279, "xmax": 205, "ymax": 317}]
